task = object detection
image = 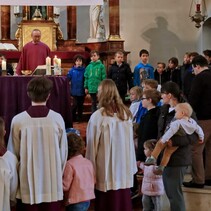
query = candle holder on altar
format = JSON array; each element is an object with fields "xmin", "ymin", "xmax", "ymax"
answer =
[
  {"xmin": 1, "ymin": 70, "xmax": 7, "ymax": 76},
  {"xmin": 1, "ymin": 59, "xmax": 7, "ymax": 76},
  {"xmin": 46, "ymin": 64, "xmax": 52, "ymax": 75},
  {"xmin": 53, "ymin": 56, "xmax": 62, "ymax": 75},
  {"xmin": 53, "ymin": 65, "xmax": 62, "ymax": 75}
]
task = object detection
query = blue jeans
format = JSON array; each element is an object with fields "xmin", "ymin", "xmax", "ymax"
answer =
[
  {"xmin": 66, "ymin": 201, "xmax": 90, "ymax": 211},
  {"xmin": 142, "ymin": 194, "xmax": 161, "ymax": 211}
]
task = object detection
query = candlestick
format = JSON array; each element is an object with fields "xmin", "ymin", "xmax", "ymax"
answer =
[
  {"xmin": 2, "ymin": 60, "xmax": 6, "ymax": 70},
  {"xmin": 46, "ymin": 57, "xmax": 51, "ymax": 75}
]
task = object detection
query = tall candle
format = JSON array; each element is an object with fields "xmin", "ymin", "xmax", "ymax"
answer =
[
  {"xmin": 46, "ymin": 57, "xmax": 51, "ymax": 75},
  {"xmin": 2, "ymin": 60, "xmax": 6, "ymax": 70},
  {"xmin": 57, "ymin": 58, "xmax": 61, "ymax": 67},
  {"xmin": 53, "ymin": 55, "xmax": 58, "ymax": 66},
  {"xmin": 46, "ymin": 57, "xmax": 51, "ymax": 66}
]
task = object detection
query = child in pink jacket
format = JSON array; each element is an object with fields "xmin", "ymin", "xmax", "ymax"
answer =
[
  {"xmin": 63, "ymin": 133, "xmax": 95, "ymax": 211},
  {"xmin": 138, "ymin": 139, "xmax": 164, "ymax": 211}
]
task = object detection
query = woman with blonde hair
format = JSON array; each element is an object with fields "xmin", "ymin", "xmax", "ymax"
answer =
[{"xmin": 86, "ymin": 79, "xmax": 137, "ymax": 211}]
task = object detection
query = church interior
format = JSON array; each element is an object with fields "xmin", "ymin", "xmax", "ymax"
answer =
[
  {"xmin": 1, "ymin": 1, "xmax": 211, "ymax": 210},
  {"xmin": 0, "ymin": 1, "xmax": 210, "ymax": 74}
]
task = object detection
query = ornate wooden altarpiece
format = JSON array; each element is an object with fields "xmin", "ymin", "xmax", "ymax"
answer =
[
  {"xmin": 0, "ymin": 1, "xmax": 129, "ymax": 73},
  {"xmin": 14, "ymin": 6, "xmax": 63, "ymax": 51}
]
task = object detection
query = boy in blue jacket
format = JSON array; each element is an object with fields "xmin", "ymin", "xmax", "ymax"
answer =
[{"xmin": 67, "ymin": 55, "xmax": 86, "ymax": 122}]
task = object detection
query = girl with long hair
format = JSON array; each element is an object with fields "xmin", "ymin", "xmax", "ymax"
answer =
[{"xmin": 86, "ymin": 79, "xmax": 137, "ymax": 211}]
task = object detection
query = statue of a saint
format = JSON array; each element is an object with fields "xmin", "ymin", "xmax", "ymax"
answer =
[{"xmin": 87, "ymin": 1, "xmax": 106, "ymax": 42}]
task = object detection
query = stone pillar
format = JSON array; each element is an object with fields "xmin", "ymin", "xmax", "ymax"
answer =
[
  {"xmin": 108, "ymin": 0, "xmax": 121, "ymax": 40},
  {"xmin": 67, "ymin": 6, "xmax": 76, "ymax": 40},
  {"xmin": 1, "ymin": 6, "xmax": 10, "ymax": 40},
  {"xmin": 47, "ymin": 6, "xmax": 53, "ymax": 20}
]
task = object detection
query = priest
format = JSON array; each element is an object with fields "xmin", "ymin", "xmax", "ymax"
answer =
[{"xmin": 16, "ymin": 29, "xmax": 50, "ymax": 75}]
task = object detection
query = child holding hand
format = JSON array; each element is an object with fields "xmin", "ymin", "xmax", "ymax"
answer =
[
  {"xmin": 63, "ymin": 133, "xmax": 95, "ymax": 211},
  {"xmin": 138, "ymin": 139, "xmax": 164, "ymax": 211}
]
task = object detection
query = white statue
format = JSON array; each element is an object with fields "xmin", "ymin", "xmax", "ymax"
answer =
[{"xmin": 88, "ymin": 1, "xmax": 106, "ymax": 42}]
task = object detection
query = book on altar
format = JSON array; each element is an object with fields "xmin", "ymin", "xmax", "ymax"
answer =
[
  {"xmin": 33, "ymin": 65, "xmax": 47, "ymax": 75},
  {"xmin": 0, "ymin": 43, "xmax": 18, "ymax": 51}
]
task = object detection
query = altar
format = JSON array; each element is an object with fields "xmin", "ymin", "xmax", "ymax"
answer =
[
  {"xmin": 0, "ymin": 76, "xmax": 72, "ymax": 142},
  {"xmin": 0, "ymin": 50, "xmax": 90, "ymax": 75}
]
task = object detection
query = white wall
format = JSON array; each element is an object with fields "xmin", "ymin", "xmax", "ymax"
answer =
[{"xmin": 119, "ymin": 0, "xmax": 205, "ymax": 69}]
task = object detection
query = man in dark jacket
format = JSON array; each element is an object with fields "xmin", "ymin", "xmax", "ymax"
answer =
[{"xmin": 184, "ymin": 55, "xmax": 211, "ymax": 188}]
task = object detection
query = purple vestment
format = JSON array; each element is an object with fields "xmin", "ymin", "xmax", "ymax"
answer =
[{"xmin": 16, "ymin": 41, "xmax": 50, "ymax": 75}]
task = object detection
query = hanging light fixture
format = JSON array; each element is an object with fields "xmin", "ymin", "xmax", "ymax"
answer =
[{"xmin": 189, "ymin": 0, "xmax": 207, "ymax": 28}]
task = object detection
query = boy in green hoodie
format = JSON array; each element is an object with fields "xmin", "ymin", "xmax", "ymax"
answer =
[{"xmin": 84, "ymin": 50, "xmax": 106, "ymax": 113}]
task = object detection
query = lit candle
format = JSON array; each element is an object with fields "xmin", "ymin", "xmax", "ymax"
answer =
[
  {"xmin": 46, "ymin": 57, "xmax": 51, "ymax": 66},
  {"xmin": 46, "ymin": 57, "xmax": 51, "ymax": 75},
  {"xmin": 57, "ymin": 58, "xmax": 61, "ymax": 67},
  {"xmin": 2, "ymin": 60, "xmax": 6, "ymax": 70},
  {"xmin": 53, "ymin": 55, "xmax": 58, "ymax": 66}
]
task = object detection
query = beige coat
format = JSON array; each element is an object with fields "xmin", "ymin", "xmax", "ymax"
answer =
[{"xmin": 86, "ymin": 108, "xmax": 137, "ymax": 192}]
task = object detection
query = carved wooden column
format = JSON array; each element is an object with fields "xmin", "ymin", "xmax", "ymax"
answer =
[
  {"xmin": 108, "ymin": 0, "xmax": 120, "ymax": 40},
  {"xmin": 1, "ymin": 6, "xmax": 10, "ymax": 40},
  {"xmin": 47, "ymin": 6, "xmax": 53, "ymax": 20},
  {"xmin": 67, "ymin": 6, "xmax": 76, "ymax": 40},
  {"xmin": 23, "ymin": 6, "xmax": 30, "ymax": 20}
]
